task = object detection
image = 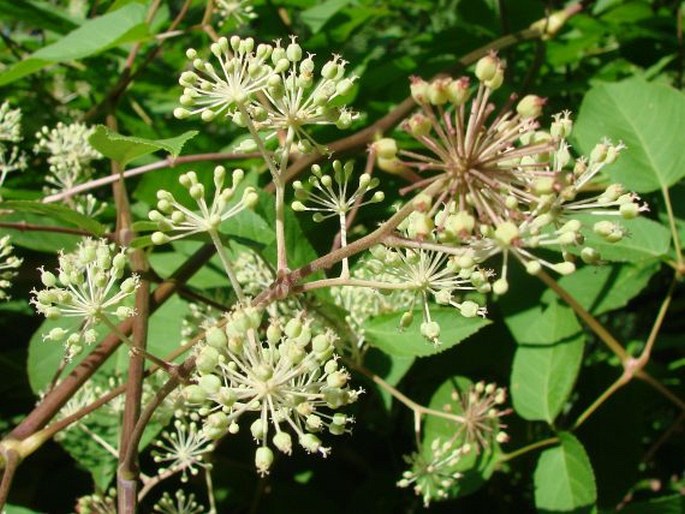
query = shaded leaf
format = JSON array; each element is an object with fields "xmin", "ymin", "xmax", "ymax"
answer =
[
  {"xmin": 1, "ymin": 200, "xmax": 107, "ymax": 236},
  {"xmin": 301, "ymin": 0, "xmax": 353, "ymax": 33},
  {"xmin": 364, "ymin": 308, "xmax": 490, "ymax": 358},
  {"xmin": 540, "ymin": 262, "xmax": 659, "ymax": 315},
  {"xmin": 504, "ymin": 300, "xmax": 581, "ymax": 346},
  {"xmin": 534, "ymin": 432, "xmax": 597, "ymax": 511}
]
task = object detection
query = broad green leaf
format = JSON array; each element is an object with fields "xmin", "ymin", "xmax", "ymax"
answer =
[
  {"xmin": 301, "ymin": 0, "xmax": 353, "ymax": 33},
  {"xmin": 504, "ymin": 300, "xmax": 581, "ymax": 346},
  {"xmin": 1, "ymin": 200, "xmax": 107, "ymax": 236},
  {"xmin": 607, "ymin": 495, "xmax": 684, "ymax": 514},
  {"xmin": 510, "ymin": 333, "xmax": 585, "ymax": 423},
  {"xmin": 364, "ymin": 308, "xmax": 490, "ymax": 358},
  {"xmin": 540, "ymin": 262, "xmax": 659, "ymax": 315},
  {"xmin": 534, "ymin": 432, "xmax": 597, "ymax": 511},
  {"xmin": 0, "ymin": 3, "xmax": 149, "ymax": 86},
  {"xmin": 0, "ymin": 212, "xmax": 81, "ymax": 253},
  {"xmin": 576, "ymin": 214, "xmax": 671, "ymax": 262},
  {"xmin": 4, "ymin": 504, "xmax": 42, "ymax": 514},
  {"xmin": 421, "ymin": 376, "xmax": 501, "ymax": 499},
  {"xmin": 27, "ymin": 296, "xmax": 188, "ymax": 393},
  {"xmin": 574, "ymin": 78, "xmax": 685, "ymax": 193},
  {"xmin": 89, "ymin": 126, "xmax": 199, "ymax": 166}
]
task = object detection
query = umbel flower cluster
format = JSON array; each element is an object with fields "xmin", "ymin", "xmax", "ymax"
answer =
[
  {"xmin": 378, "ymin": 51, "xmax": 646, "ymax": 295},
  {"xmin": 33, "ymin": 121, "xmax": 103, "ymax": 215},
  {"xmin": 30, "ymin": 238, "xmax": 139, "ymax": 360},
  {"xmin": 0, "ymin": 235, "xmax": 22, "ymax": 301},
  {"xmin": 174, "ymin": 35, "xmax": 356, "ymax": 150},
  {"xmin": 398, "ymin": 381, "xmax": 509, "ymax": 506},
  {"xmin": 0, "ymin": 101, "xmax": 27, "ymax": 191},
  {"xmin": 149, "ymin": 165, "xmax": 258, "ymax": 245},
  {"xmin": 183, "ymin": 306, "xmax": 361, "ymax": 475}
]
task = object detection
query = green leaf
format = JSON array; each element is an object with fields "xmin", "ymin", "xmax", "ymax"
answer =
[
  {"xmin": 88, "ymin": 125, "xmax": 198, "ymax": 166},
  {"xmin": 510, "ymin": 333, "xmax": 585, "ymax": 423},
  {"xmin": 608, "ymin": 495, "xmax": 685, "ymax": 514},
  {"xmin": 575, "ymin": 214, "xmax": 671, "ymax": 262},
  {"xmin": 574, "ymin": 77, "xmax": 685, "ymax": 193},
  {"xmin": 0, "ymin": 0, "xmax": 79, "ymax": 34},
  {"xmin": 0, "ymin": 211, "xmax": 82, "ymax": 253},
  {"xmin": 1, "ymin": 200, "xmax": 107, "ymax": 236},
  {"xmin": 540, "ymin": 262, "xmax": 659, "ymax": 316},
  {"xmin": 27, "ymin": 296, "xmax": 188, "ymax": 393},
  {"xmin": 504, "ymin": 300, "xmax": 581, "ymax": 346},
  {"xmin": 364, "ymin": 308, "xmax": 490, "ymax": 358},
  {"xmin": 301, "ymin": 0, "xmax": 353, "ymax": 33},
  {"xmin": 534, "ymin": 432, "xmax": 597, "ymax": 511},
  {"xmin": 422, "ymin": 376, "xmax": 502, "ymax": 499},
  {"xmin": 0, "ymin": 3, "xmax": 149, "ymax": 86},
  {"xmin": 3, "ymin": 504, "xmax": 43, "ymax": 514}
]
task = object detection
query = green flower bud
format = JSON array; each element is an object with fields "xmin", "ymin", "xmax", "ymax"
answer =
[
  {"xmin": 475, "ymin": 52, "xmax": 499, "ymax": 82},
  {"xmin": 198, "ymin": 374, "xmax": 221, "ymax": 395},
  {"xmin": 581, "ymin": 247, "xmax": 601, "ymax": 264},
  {"xmin": 206, "ymin": 326, "xmax": 227, "ymax": 349},
  {"xmin": 196, "ymin": 346, "xmax": 220, "ymax": 375},
  {"xmin": 420, "ymin": 320, "xmax": 440, "ymax": 342},
  {"xmin": 492, "ymin": 278, "xmax": 509, "ymax": 295},
  {"xmin": 255, "ymin": 447, "xmax": 274, "ymax": 475},
  {"xmin": 299, "ymin": 433, "xmax": 323, "ymax": 453},
  {"xmin": 516, "ymin": 95, "xmax": 545, "ymax": 118},
  {"xmin": 183, "ymin": 384, "xmax": 208, "ymax": 404},
  {"xmin": 273, "ymin": 432, "xmax": 293, "ymax": 454}
]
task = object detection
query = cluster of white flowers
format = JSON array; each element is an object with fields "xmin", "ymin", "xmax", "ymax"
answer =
[
  {"xmin": 183, "ymin": 305, "xmax": 361, "ymax": 475},
  {"xmin": 149, "ymin": 166, "xmax": 258, "ymax": 245},
  {"xmin": 174, "ymin": 35, "xmax": 356, "ymax": 151},
  {"xmin": 377, "ymin": 52, "xmax": 646, "ymax": 295},
  {"xmin": 399, "ymin": 381, "xmax": 509, "ymax": 505},
  {"xmin": 0, "ymin": 101, "xmax": 27, "ymax": 192},
  {"xmin": 153, "ymin": 489, "xmax": 206, "ymax": 514},
  {"xmin": 214, "ymin": 0, "xmax": 257, "ymax": 28},
  {"xmin": 0, "ymin": 235, "xmax": 22, "ymax": 301},
  {"xmin": 30, "ymin": 238, "xmax": 139, "ymax": 360},
  {"xmin": 33, "ymin": 121, "xmax": 104, "ymax": 215}
]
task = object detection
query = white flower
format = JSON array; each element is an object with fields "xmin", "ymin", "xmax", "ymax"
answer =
[
  {"xmin": 0, "ymin": 236, "xmax": 22, "ymax": 301},
  {"xmin": 30, "ymin": 238, "xmax": 139, "ymax": 359},
  {"xmin": 184, "ymin": 306, "xmax": 361, "ymax": 475}
]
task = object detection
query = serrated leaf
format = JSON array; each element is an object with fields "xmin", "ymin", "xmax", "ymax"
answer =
[
  {"xmin": 89, "ymin": 126, "xmax": 198, "ymax": 166},
  {"xmin": 504, "ymin": 300, "xmax": 581, "ymax": 346},
  {"xmin": 575, "ymin": 214, "xmax": 670, "ymax": 262},
  {"xmin": 574, "ymin": 77, "xmax": 685, "ymax": 193},
  {"xmin": 534, "ymin": 432, "xmax": 597, "ymax": 511},
  {"xmin": 510, "ymin": 333, "xmax": 585, "ymax": 423},
  {"xmin": 540, "ymin": 262, "xmax": 659, "ymax": 316},
  {"xmin": 301, "ymin": 0, "xmax": 353, "ymax": 33},
  {"xmin": 0, "ymin": 211, "xmax": 81, "ymax": 252},
  {"xmin": 1, "ymin": 200, "xmax": 107, "ymax": 236},
  {"xmin": 0, "ymin": 3, "xmax": 149, "ymax": 86},
  {"xmin": 364, "ymin": 308, "xmax": 490, "ymax": 358}
]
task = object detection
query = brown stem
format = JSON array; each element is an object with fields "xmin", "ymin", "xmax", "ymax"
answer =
[
  {"xmin": 0, "ymin": 221, "xmax": 105, "ymax": 238},
  {"xmin": 0, "ymin": 447, "xmax": 19, "ymax": 508},
  {"xmin": 5, "ymin": 244, "xmax": 214, "ymax": 441},
  {"xmin": 41, "ymin": 151, "xmax": 262, "ymax": 204}
]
